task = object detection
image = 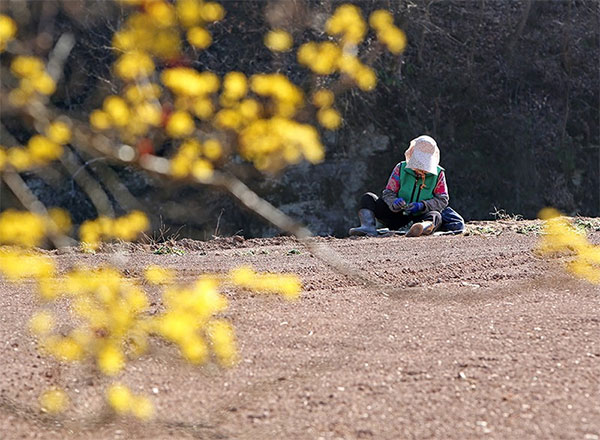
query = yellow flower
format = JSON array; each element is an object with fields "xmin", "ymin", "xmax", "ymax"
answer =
[
  {"xmin": 27, "ymin": 135, "xmax": 63, "ymax": 163},
  {"xmin": 369, "ymin": 10, "xmax": 394, "ymax": 30},
  {"xmin": 106, "ymin": 383, "xmax": 132, "ymax": 414},
  {"xmin": 312, "ymin": 89, "xmax": 334, "ymax": 108},
  {"xmin": 144, "ymin": 265, "xmax": 174, "ymax": 284},
  {"xmin": 166, "ymin": 111, "xmax": 195, "ymax": 138},
  {"xmin": 0, "ymin": 147, "xmax": 6, "ymax": 170},
  {"xmin": 317, "ymin": 108, "xmax": 342, "ymax": 130},
  {"xmin": 136, "ymin": 101, "xmax": 162, "ymax": 126},
  {"xmin": 125, "ymin": 83, "xmax": 161, "ymax": 103},
  {"xmin": 325, "ymin": 4, "xmax": 366, "ymax": 45},
  {"xmin": 187, "ymin": 26, "xmax": 212, "ymax": 49},
  {"xmin": 47, "ymin": 208, "xmax": 72, "ymax": 234},
  {"xmin": 355, "ymin": 66, "xmax": 377, "ymax": 91},
  {"xmin": 39, "ymin": 388, "xmax": 69, "ymax": 414},
  {"xmin": 176, "ymin": 0, "xmax": 202, "ymax": 28},
  {"xmin": 146, "ymin": 0, "xmax": 176, "ymax": 27},
  {"xmin": 214, "ymin": 109, "xmax": 242, "ymax": 130},
  {"xmin": 45, "ymin": 336, "xmax": 84, "ymax": 361},
  {"xmin": 223, "ymin": 71, "xmax": 247, "ymax": 100},
  {"xmin": 203, "ymin": 139, "xmax": 222, "ymax": 160},
  {"xmin": 97, "ymin": 343, "xmax": 125, "ymax": 375},
  {"xmin": 46, "ymin": 120, "xmax": 72, "ymax": 145},
  {"xmin": 264, "ymin": 29, "xmax": 293, "ymax": 52},
  {"xmin": 238, "ymin": 98, "xmax": 261, "ymax": 121},
  {"xmin": 131, "ymin": 395, "xmax": 154, "ymax": 420},
  {"xmin": 114, "ymin": 51, "xmax": 155, "ymax": 80},
  {"xmin": 192, "ymin": 97, "xmax": 214, "ymax": 119},
  {"xmin": 11, "ymin": 56, "xmax": 44, "ymax": 78},
  {"xmin": 0, "ymin": 14, "xmax": 17, "ymax": 52},
  {"xmin": 378, "ymin": 26, "xmax": 407, "ymax": 54},
  {"xmin": 103, "ymin": 96, "xmax": 131, "ymax": 127},
  {"xmin": 207, "ymin": 319, "xmax": 237, "ymax": 367},
  {"xmin": 90, "ymin": 110, "xmax": 111, "ymax": 130},
  {"xmin": 29, "ymin": 311, "xmax": 54, "ymax": 335},
  {"xmin": 32, "ymin": 72, "xmax": 56, "ymax": 95},
  {"xmin": 200, "ymin": 2, "xmax": 225, "ymax": 22},
  {"xmin": 7, "ymin": 147, "xmax": 32, "ymax": 171},
  {"xmin": 181, "ymin": 335, "xmax": 208, "ymax": 363},
  {"xmin": 191, "ymin": 158, "xmax": 214, "ymax": 181}
]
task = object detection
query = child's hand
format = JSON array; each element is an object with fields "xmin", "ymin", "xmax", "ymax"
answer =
[
  {"xmin": 404, "ymin": 201, "xmax": 425, "ymax": 215},
  {"xmin": 391, "ymin": 197, "xmax": 406, "ymax": 212}
]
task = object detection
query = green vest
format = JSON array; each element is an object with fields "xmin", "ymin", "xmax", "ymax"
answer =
[{"xmin": 397, "ymin": 162, "xmax": 444, "ymax": 203}]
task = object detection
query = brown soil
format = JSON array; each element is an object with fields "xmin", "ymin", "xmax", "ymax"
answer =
[{"xmin": 1, "ymin": 222, "xmax": 599, "ymax": 440}]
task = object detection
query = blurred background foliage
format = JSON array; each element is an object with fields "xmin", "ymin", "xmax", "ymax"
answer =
[{"xmin": 1, "ymin": 0, "xmax": 598, "ymax": 240}]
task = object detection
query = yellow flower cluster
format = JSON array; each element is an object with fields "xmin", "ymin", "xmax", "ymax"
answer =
[
  {"xmin": 8, "ymin": 55, "xmax": 56, "ymax": 106},
  {"xmin": 158, "ymin": 278, "xmax": 234, "ymax": 365},
  {"xmin": 312, "ymin": 89, "xmax": 341, "ymax": 130},
  {"xmin": 90, "ymin": 92, "xmax": 162, "ymax": 141},
  {"xmin": 298, "ymin": 42, "xmax": 377, "ymax": 91},
  {"xmin": 0, "ymin": 14, "xmax": 17, "ymax": 52},
  {"xmin": 106, "ymin": 383, "xmax": 154, "ymax": 420},
  {"xmin": 0, "ymin": 135, "xmax": 64, "ymax": 172},
  {"xmin": 169, "ymin": 138, "xmax": 221, "ymax": 180},
  {"xmin": 113, "ymin": 0, "xmax": 223, "ymax": 62},
  {"xmin": 325, "ymin": 4, "xmax": 367, "ymax": 46},
  {"xmin": 0, "ymin": 208, "xmax": 71, "ymax": 247},
  {"xmin": 239, "ymin": 117, "xmax": 324, "ymax": 171},
  {"xmin": 265, "ymin": 29, "xmax": 293, "ymax": 52},
  {"xmin": 369, "ymin": 10, "xmax": 407, "ymax": 54},
  {"xmin": 230, "ymin": 265, "xmax": 301, "ymax": 300},
  {"xmin": 538, "ymin": 208, "xmax": 600, "ymax": 284},
  {"xmin": 79, "ymin": 211, "xmax": 149, "ymax": 250}
]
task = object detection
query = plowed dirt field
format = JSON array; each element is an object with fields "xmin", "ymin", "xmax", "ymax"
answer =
[{"xmin": 1, "ymin": 222, "xmax": 599, "ymax": 439}]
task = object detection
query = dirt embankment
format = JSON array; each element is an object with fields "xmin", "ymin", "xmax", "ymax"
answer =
[{"xmin": 1, "ymin": 224, "xmax": 599, "ymax": 439}]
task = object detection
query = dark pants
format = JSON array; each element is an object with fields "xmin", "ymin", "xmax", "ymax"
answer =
[
  {"xmin": 359, "ymin": 192, "xmax": 442, "ymax": 231},
  {"xmin": 440, "ymin": 206, "xmax": 465, "ymax": 232}
]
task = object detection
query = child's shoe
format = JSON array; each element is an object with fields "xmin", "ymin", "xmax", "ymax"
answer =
[{"xmin": 406, "ymin": 221, "xmax": 434, "ymax": 237}]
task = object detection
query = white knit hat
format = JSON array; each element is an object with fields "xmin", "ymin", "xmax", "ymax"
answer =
[{"xmin": 405, "ymin": 135, "xmax": 440, "ymax": 175}]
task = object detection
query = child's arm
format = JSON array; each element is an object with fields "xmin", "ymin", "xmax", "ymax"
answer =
[
  {"xmin": 421, "ymin": 170, "xmax": 449, "ymax": 213},
  {"xmin": 381, "ymin": 163, "xmax": 402, "ymax": 210}
]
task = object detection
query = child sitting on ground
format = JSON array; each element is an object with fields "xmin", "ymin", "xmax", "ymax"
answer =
[{"xmin": 349, "ymin": 135, "xmax": 465, "ymax": 237}]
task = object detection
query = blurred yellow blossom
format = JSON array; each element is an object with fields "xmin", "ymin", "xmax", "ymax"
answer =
[
  {"xmin": 144, "ymin": 265, "xmax": 174, "ymax": 284},
  {"xmin": 103, "ymin": 96, "xmax": 131, "ymax": 127},
  {"xmin": 176, "ymin": 0, "xmax": 202, "ymax": 28},
  {"xmin": 131, "ymin": 395, "xmax": 155, "ymax": 420},
  {"xmin": 98, "ymin": 343, "xmax": 125, "ymax": 375},
  {"xmin": 28, "ymin": 135, "xmax": 63, "ymax": 164},
  {"xmin": 200, "ymin": 2, "xmax": 225, "ymax": 22},
  {"xmin": 29, "ymin": 311, "xmax": 55, "ymax": 335},
  {"xmin": 265, "ymin": 29, "xmax": 293, "ymax": 52},
  {"xmin": 203, "ymin": 139, "xmax": 222, "ymax": 160},
  {"xmin": 538, "ymin": 208, "xmax": 600, "ymax": 284},
  {"xmin": 114, "ymin": 51, "xmax": 155, "ymax": 80},
  {"xmin": 230, "ymin": 265, "xmax": 301, "ymax": 300},
  {"xmin": 191, "ymin": 158, "xmax": 214, "ymax": 181},
  {"xmin": 207, "ymin": 319, "xmax": 237, "ymax": 366},
  {"xmin": 369, "ymin": 10, "xmax": 394, "ymax": 30},
  {"xmin": 45, "ymin": 120, "xmax": 72, "ymax": 145},
  {"xmin": 0, "ymin": 14, "xmax": 17, "ymax": 52},
  {"xmin": 90, "ymin": 110, "xmax": 111, "ymax": 131},
  {"xmin": 0, "ymin": 209, "xmax": 47, "ymax": 247},
  {"xmin": 187, "ymin": 26, "xmax": 212, "ymax": 49},
  {"xmin": 317, "ymin": 108, "xmax": 342, "ymax": 130},
  {"xmin": 106, "ymin": 383, "xmax": 132, "ymax": 414},
  {"xmin": 312, "ymin": 89, "xmax": 334, "ymax": 108},
  {"xmin": 326, "ymin": 4, "xmax": 366, "ymax": 45},
  {"xmin": 166, "ymin": 110, "xmax": 195, "ymax": 137},
  {"xmin": 39, "ymin": 388, "xmax": 69, "ymax": 414}
]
